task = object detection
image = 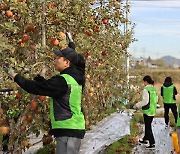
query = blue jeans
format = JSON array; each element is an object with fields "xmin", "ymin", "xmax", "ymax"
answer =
[{"xmin": 56, "ymin": 137, "xmax": 81, "ymax": 154}]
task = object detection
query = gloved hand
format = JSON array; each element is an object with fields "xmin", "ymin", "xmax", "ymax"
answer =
[
  {"xmin": 2, "ymin": 64, "xmax": 16, "ymax": 79},
  {"xmin": 133, "ymin": 104, "xmax": 138, "ymax": 110},
  {"xmin": 66, "ymin": 32, "xmax": 73, "ymax": 42}
]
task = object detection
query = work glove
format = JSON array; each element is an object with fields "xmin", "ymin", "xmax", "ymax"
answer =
[
  {"xmin": 2, "ymin": 64, "xmax": 16, "ymax": 79},
  {"xmin": 133, "ymin": 104, "xmax": 138, "ymax": 110},
  {"xmin": 66, "ymin": 32, "xmax": 73, "ymax": 42}
]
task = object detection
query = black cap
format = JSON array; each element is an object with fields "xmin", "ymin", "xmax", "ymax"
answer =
[{"xmin": 54, "ymin": 47, "xmax": 78, "ymax": 65}]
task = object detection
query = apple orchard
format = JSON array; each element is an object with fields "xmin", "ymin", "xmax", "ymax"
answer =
[{"xmin": 0, "ymin": 0, "xmax": 135, "ymax": 152}]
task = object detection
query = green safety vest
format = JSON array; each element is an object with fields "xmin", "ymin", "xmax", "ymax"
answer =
[
  {"xmin": 163, "ymin": 85, "xmax": 176, "ymax": 104},
  {"xmin": 50, "ymin": 74, "xmax": 85, "ymax": 129},
  {"xmin": 177, "ymin": 103, "xmax": 180, "ymax": 127},
  {"xmin": 142, "ymin": 86, "xmax": 158, "ymax": 115}
]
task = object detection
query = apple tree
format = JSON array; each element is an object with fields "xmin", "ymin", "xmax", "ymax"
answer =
[{"xmin": 0, "ymin": 0, "xmax": 134, "ymax": 152}]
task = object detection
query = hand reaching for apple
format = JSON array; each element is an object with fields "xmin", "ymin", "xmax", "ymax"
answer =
[
  {"xmin": 66, "ymin": 32, "xmax": 73, "ymax": 42},
  {"xmin": 2, "ymin": 64, "xmax": 17, "ymax": 79}
]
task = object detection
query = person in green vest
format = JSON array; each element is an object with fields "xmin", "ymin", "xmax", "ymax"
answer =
[
  {"xmin": 161, "ymin": 77, "xmax": 178, "ymax": 129},
  {"xmin": 133, "ymin": 75, "xmax": 158, "ymax": 149},
  {"xmin": 2, "ymin": 32, "xmax": 86, "ymax": 154}
]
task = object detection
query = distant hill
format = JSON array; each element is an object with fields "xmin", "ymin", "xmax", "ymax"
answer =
[{"xmin": 161, "ymin": 56, "xmax": 180, "ymax": 67}]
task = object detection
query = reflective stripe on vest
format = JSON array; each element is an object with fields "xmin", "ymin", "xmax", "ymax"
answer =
[
  {"xmin": 163, "ymin": 85, "xmax": 176, "ymax": 104},
  {"xmin": 142, "ymin": 86, "xmax": 158, "ymax": 115},
  {"xmin": 50, "ymin": 74, "xmax": 85, "ymax": 129}
]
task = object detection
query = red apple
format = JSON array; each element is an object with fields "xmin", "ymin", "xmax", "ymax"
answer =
[
  {"xmin": 102, "ymin": 18, "xmax": 108, "ymax": 24},
  {"xmin": 22, "ymin": 34, "xmax": 30, "ymax": 42},
  {"xmin": 51, "ymin": 38, "xmax": 59, "ymax": 46}
]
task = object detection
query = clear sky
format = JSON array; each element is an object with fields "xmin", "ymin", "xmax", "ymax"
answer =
[{"xmin": 129, "ymin": 0, "xmax": 180, "ymax": 59}]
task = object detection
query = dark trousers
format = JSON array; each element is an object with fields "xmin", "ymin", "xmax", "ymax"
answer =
[
  {"xmin": 164, "ymin": 103, "xmax": 177, "ymax": 125},
  {"xmin": 143, "ymin": 114, "xmax": 155, "ymax": 145}
]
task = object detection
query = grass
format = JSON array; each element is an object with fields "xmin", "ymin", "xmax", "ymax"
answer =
[{"xmin": 100, "ymin": 107, "xmax": 117, "ymax": 118}]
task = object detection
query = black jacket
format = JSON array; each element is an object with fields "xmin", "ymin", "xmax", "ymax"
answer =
[{"xmin": 161, "ymin": 82, "xmax": 177, "ymax": 101}]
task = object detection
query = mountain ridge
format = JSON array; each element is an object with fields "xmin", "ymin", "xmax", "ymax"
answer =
[{"xmin": 161, "ymin": 55, "xmax": 180, "ymax": 67}]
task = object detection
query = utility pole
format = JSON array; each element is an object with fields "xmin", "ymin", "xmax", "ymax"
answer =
[
  {"xmin": 125, "ymin": 0, "xmax": 130, "ymax": 104},
  {"xmin": 125, "ymin": 0, "xmax": 130, "ymax": 84},
  {"xmin": 142, "ymin": 48, "xmax": 145, "ymax": 59},
  {"xmin": 142, "ymin": 47, "xmax": 146, "ymax": 66}
]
